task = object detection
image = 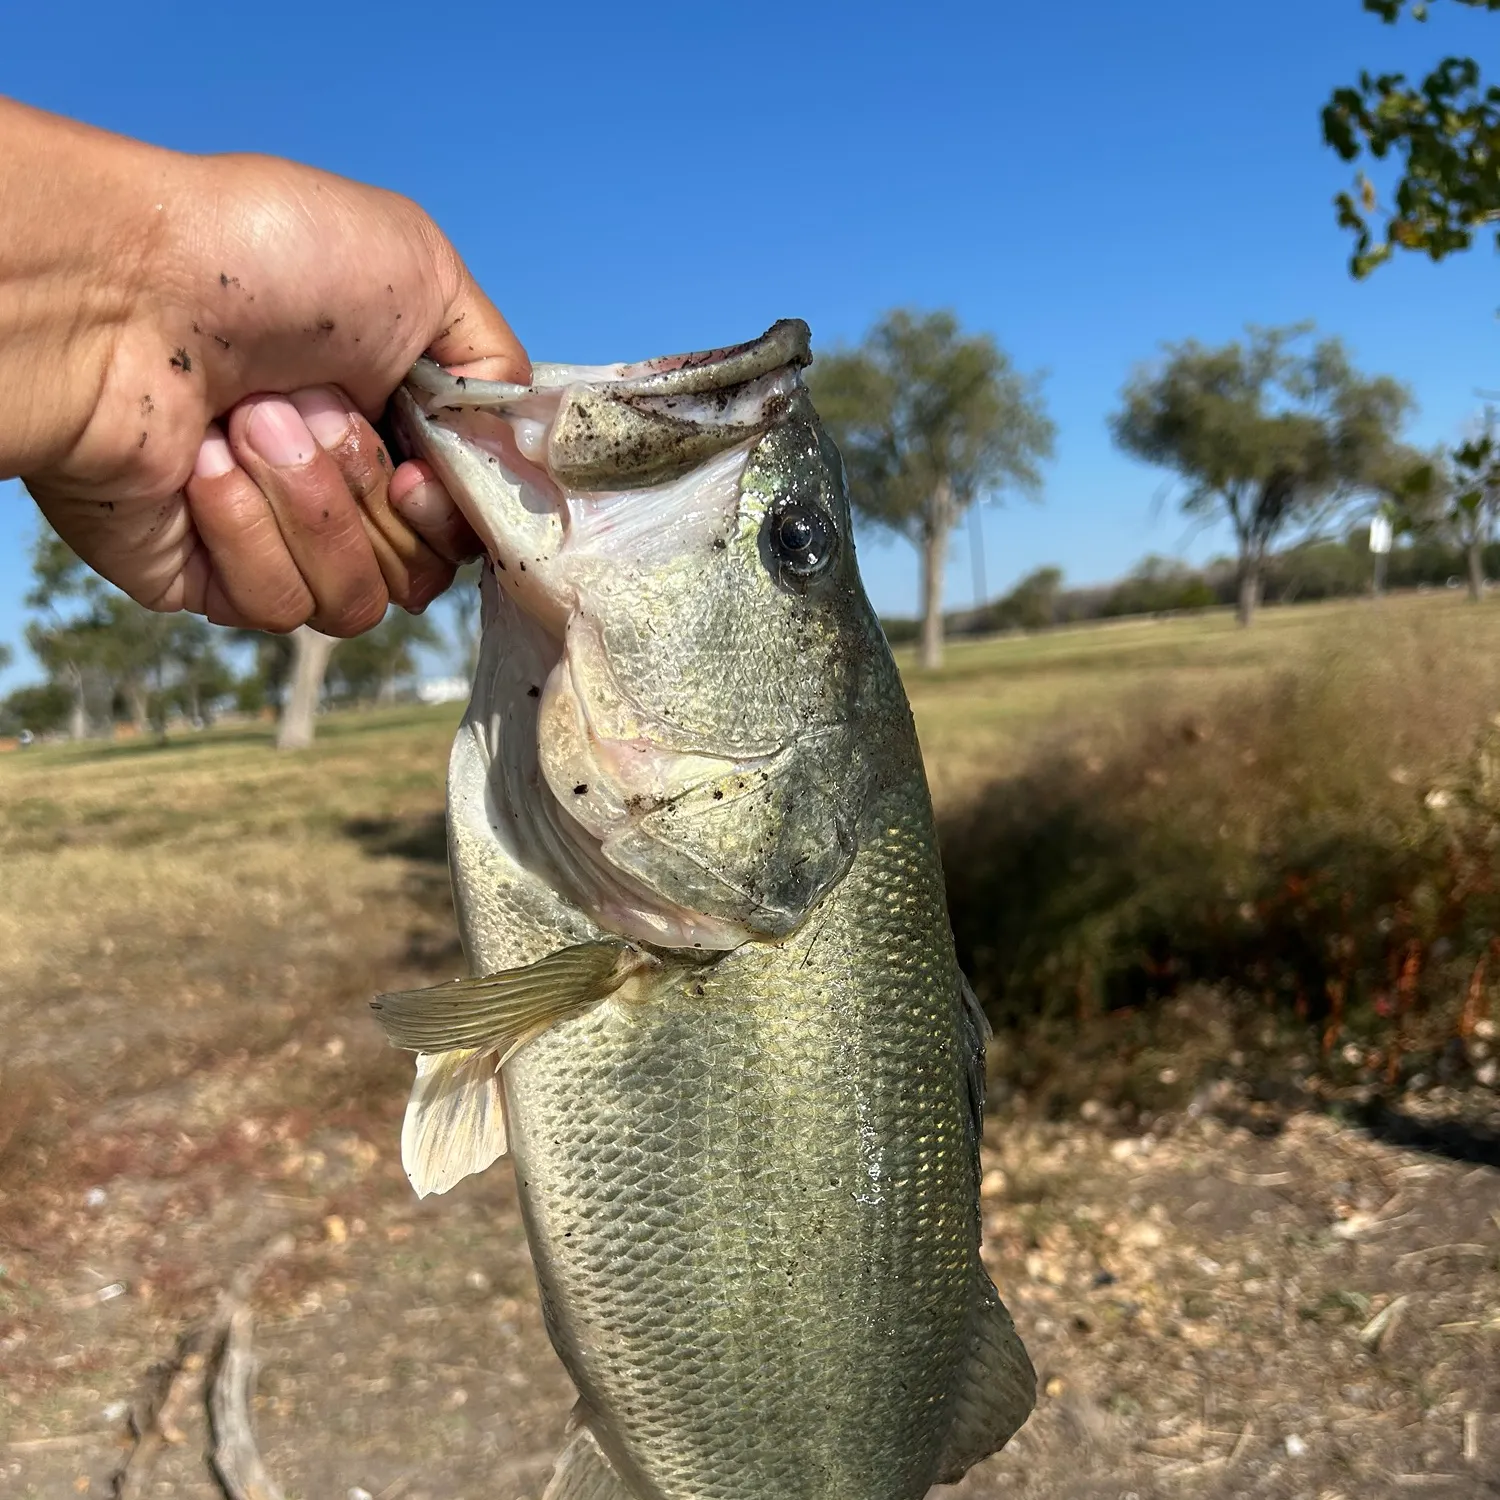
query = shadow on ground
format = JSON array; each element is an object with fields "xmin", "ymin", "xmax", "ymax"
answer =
[{"xmin": 343, "ymin": 812, "xmax": 449, "ymax": 865}]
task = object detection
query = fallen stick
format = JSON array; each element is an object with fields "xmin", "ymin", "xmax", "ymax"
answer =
[
  {"xmin": 7, "ymin": 1432, "xmax": 105, "ymax": 1452},
  {"xmin": 208, "ymin": 1302, "xmax": 284, "ymax": 1500},
  {"xmin": 110, "ymin": 1234, "xmax": 294, "ymax": 1500},
  {"xmin": 111, "ymin": 1327, "xmax": 217, "ymax": 1499}
]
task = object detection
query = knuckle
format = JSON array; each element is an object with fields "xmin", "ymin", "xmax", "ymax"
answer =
[
  {"xmin": 404, "ymin": 564, "xmax": 456, "ymax": 612},
  {"xmin": 323, "ymin": 585, "xmax": 389, "ymax": 639},
  {"xmin": 257, "ymin": 590, "xmax": 314, "ymax": 634}
]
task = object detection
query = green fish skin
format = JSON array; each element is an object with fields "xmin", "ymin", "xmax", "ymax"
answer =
[{"xmin": 382, "ymin": 322, "xmax": 1034, "ymax": 1500}]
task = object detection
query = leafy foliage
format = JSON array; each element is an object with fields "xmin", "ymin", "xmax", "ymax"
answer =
[
  {"xmin": 809, "ymin": 309, "xmax": 1053, "ymax": 541},
  {"xmin": 1101, "ymin": 557, "xmax": 1217, "ymax": 618},
  {"xmin": 20, "ymin": 522, "xmax": 234, "ymax": 735},
  {"xmin": 988, "ymin": 566, "xmax": 1065, "ymax": 631},
  {"xmin": 1112, "ymin": 326, "xmax": 1414, "ymax": 623},
  {"xmin": 326, "ymin": 609, "xmax": 439, "ymax": 704},
  {"xmin": 1400, "ymin": 421, "xmax": 1500, "ymax": 595},
  {"xmin": 1324, "ymin": 0, "xmax": 1500, "ymax": 276},
  {"xmin": 0, "ymin": 681, "xmax": 71, "ymax": 737},
  {"xmin": 444, "ymin": 560, "xmax": 484, "ymax": 677},
  {"xmin": 941, "ymin": 615, "xmax": 1500, "ymax": 1109}
]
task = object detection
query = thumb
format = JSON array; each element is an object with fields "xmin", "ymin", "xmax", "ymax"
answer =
[{"xmin": 425, "ymin": 245, "xmax": 530, "ymax": 385}]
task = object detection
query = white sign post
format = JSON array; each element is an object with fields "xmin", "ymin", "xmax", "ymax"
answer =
[{"xmin": 1369, "ymin": 513, "xmax": 1393, "ymax": 598}]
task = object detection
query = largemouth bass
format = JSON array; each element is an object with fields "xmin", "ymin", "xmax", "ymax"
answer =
[{"xmin": 378, "ymin": 321, "xmax": 1033, "ymax": 1500}]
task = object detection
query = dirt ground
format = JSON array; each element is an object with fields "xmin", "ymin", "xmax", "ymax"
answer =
[{"xmin": 4, "ymin": 703, "xmax": 1500, "ymax": 1500}]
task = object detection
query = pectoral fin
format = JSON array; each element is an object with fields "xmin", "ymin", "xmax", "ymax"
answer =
[
  {"xmin": 542, "ymin": 1424, "xmax": 641, "ymax": 1500},
  {"xmin": 401, "ymin": 1047, "xmax": 508, "ymax": 1199},
  {"xmin": 378, "ymin": 940, "xmax": 666, "ymax": 1198},
  {"xmin": 372, "ymin": 940, "xmax": 652, "ymax": 1056}
]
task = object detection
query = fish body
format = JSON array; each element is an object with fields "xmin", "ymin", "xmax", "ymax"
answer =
[{"xmin": 380, "ymin": 323, "xmax": 1033, "ymax": 1500}]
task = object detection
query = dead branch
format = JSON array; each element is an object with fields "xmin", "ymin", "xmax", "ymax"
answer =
[
  {"xmin": 208, "ymin": 1302, "xmax": 284, "ymax": 1500},
  {"xmin": 110, "ymin": 1233, "xmax": 294, "ymax": 1500}
]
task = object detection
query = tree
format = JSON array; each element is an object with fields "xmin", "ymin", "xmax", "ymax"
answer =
[
  {"xmin": 1400, "ymin": 423, "xmax": 1500, "ymax": 598},
  {"xmin": 445, "ymin": 560, "xmax": 484, "ymax": 678},
  {"xmin": 1324, "ymin": 0, "xmax": 1500, "ymax": 276},
  {"xmin": 92, "ymin": 594, "xmax": 174, "ymax": 734},
  {"xmin": 1451, "ymin": 431, "xmax": 1500, "ymax": 597},
  {"xmin": 160, "ymin": 617, "xmax": 235, "ymax": 725},
  {"xmin": 24, "ymin": 526, "xmax": 109, "ymax": 738},
  {"xmin": 1102, "ymin": 557, "xmax": 1218, "ymax": 618},
  {"xmin": 25, "ymin": 520, "xmax": 242, "ymax": 738},
  {"xmin": 0, "ymin": 681, "xmax": 72, "ymax": 738},
  {"xmin": 233, "ymin": 630, "xmax": 297, "ymax": 717},
  {"xmin": 989, "ymin": 566, "xmax": 1064, "ymax": 631},
  {"xmin": 235, "ymin": 624, "xmax": 344, "ymax": 747},
  {"xmin": 327, "ymin": 608, "xmax": 440, "ymax": 704},
  {"xmin": 277, "ymin": 627, "xmax": 340, "ymax": 751},
  {"xmin": 808, "ymin": 309, "xmax": 1055, "ymax": 670},
  {"xmin": 1111, "ymin": 326, "xmax": 1414, "ymax": 626}
]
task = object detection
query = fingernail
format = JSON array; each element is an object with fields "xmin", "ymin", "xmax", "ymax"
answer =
[
  {"xmin": 245, "ymin": 398, "xmax": 317, "ymax": 467},
  {"xmin": 388, "ymin": 465, "xmax": 425, "ymax": 506},
  {"xmin": 289, "ymin": 386, "xmax": 353, "ymax": 450},
  {"xmin": 389, "ymin": 471, "xmax": 448, "ymax": 521},
  {"xmin": 195, "ymin": 426, "xmax": 234, "ymax": 479}
]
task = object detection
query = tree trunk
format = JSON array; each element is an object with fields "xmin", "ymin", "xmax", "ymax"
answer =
[
  {"xmin": 919, "ymin": 480, "xmax": 953, "ymax": 671},
  {"xmin": 1468, "ymin": 538, "xmax": 1485, "ymax": 602},
  {"xmin": 124, "ymin": 678, "xmax": 150, "ymax": 735},
  {"xmin": 277, "ymin": 627, "xmax": 338, "ymax": 750},
  {"xmin": 1236, "ymin": 558, "xmax": 1262, "ymax": 628},
  {"xmin": 83, "ymin": 667, "xmax": 116, "ymax": 738},
  {"xmin": 67, "ymin": 670, "xmax": 88, "ymax": 741}
]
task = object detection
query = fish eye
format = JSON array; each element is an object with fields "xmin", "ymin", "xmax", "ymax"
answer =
[{"xmin": 761, "ymin": 500, "xmax": 837, "ymax": 591}]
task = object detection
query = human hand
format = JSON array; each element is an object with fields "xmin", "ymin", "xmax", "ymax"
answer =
[{"xmin": 3, "ymin": 99, "xmax": 521, "ymax": 633}]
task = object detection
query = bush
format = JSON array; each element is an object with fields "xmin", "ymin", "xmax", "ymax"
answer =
[
  {"xmin": 1270, "ymin": 539, "xmax": 1370, "ymax": 601},
  {"xmin": 880, "ymin": 616, "xmax": 920, "ymax": 645},
  {"xmin": 1101, "ymin": 556, "xmax": 1217, "ymax": 617},
  {"xmin": 0, "ymin": 681, "xmax": 73, "ymax": 737},
  {"xmin": 987, "ymin": 566, "xmax": 1064, "ymax": 631},
  {"xmin": 941, "ymin": 614, "xmax": 1500, "ymax": 1112}
]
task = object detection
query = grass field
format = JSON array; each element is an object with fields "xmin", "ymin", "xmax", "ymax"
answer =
[
  {"xmin": 902, "ymin": 593, "xmax": 1500, "ymax": 801},
  {"xmin": 5, "ymin": 592, "xmax": 1500, "ymax": 1499}
]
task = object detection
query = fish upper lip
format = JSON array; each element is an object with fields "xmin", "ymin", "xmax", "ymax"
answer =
[{"xmin": 401, "ymin": 319, "xmax": 812, "ymax": 415}]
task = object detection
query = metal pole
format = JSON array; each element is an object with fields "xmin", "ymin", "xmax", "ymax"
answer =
[{"xmin": 968, "ymin": 505, "xmax": 987, "ymax": 609}]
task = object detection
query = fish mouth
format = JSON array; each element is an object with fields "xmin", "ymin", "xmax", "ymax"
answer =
[{"xmin": 390, "ymin": 323, "xmax": 815, "ymax": 951}]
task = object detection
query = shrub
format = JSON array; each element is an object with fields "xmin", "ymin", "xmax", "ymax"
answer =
[
  {"xmin": 1101, "ymin": 556, "xmax": 1217, "ymax": 617},
  {"xmin": 0, "ymin": 681, "xmax": 73, "ymax": 737},
  {"xmin": 941, "ymin": 612, "xmax": 1500, "ymax": 1109}
]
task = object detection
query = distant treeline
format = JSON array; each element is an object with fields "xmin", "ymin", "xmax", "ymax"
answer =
[{"xmin": 879, "ymin": 530, "xmax": 1497, "ymax": 644}]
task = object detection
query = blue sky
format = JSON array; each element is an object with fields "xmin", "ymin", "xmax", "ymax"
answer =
[{"xmin": 3, "ymin": 0, "xmax": 1499, "ymax": 691}]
